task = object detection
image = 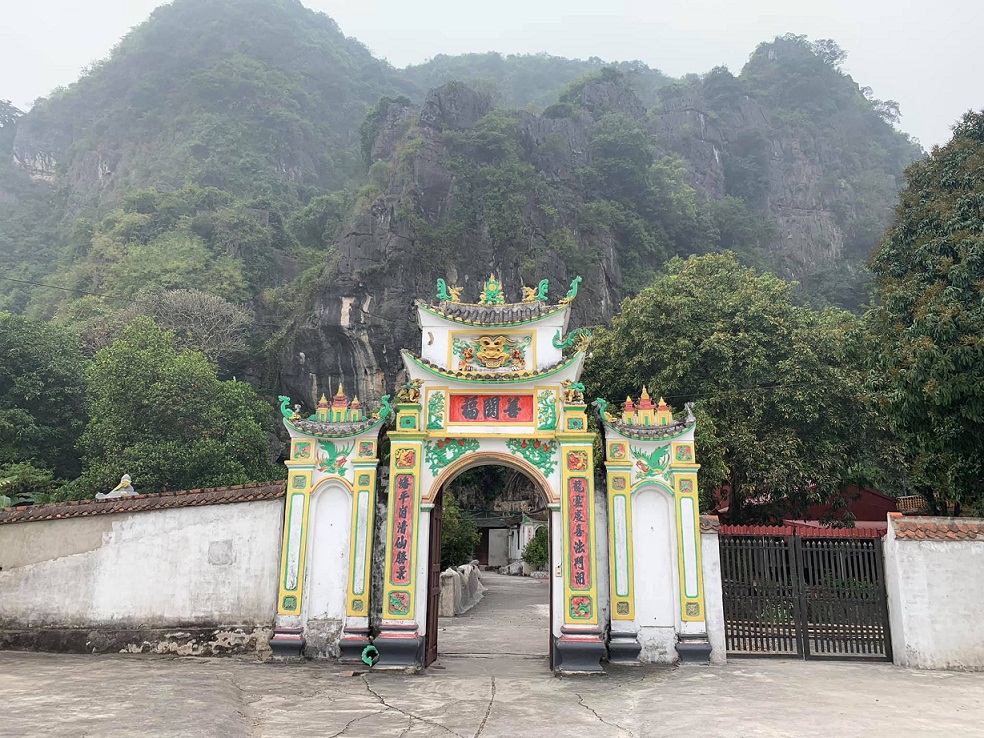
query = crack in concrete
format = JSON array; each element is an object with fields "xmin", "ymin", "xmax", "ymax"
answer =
[
  {"xmin": 473, "ymin": 676, "xmax": 496, "ymax": 738},
  {"xmin": 362, "ymin": 675, "xmax": 466, "ymax": 738},
  {"xmin": 574, "ymin": 691, "xmax": 635, "ymax": 737},
  {"xmin": 326, "ymin": 708, "xmax": 386, "ymax": 738},
  {"xmin": 397, "ymin": 715, "xmax": 414, "ymax": 738}
]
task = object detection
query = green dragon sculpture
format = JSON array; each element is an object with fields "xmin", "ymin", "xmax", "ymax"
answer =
[
  {"xmin": 552, "ymin": 328, "xmax": 592, "ymax": 351},
  {"xmin": 559, "ymin": 275, "xmax": 582, "ymax": 305}
]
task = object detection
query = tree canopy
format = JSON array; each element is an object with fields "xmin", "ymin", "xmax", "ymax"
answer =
[
  {"xmin": 583, "ymin": 252, "xmax": 885, "ymax": 522},
  {"xmin": 0, "ymin": 313, "xmax": 87, "ymax": 480},
  {"xmin": 866, "ymin": 110, "xmax": 984, "ymax": 515},
  {"xmin": 69, "ymin": 318, "xmax": 278, "ymax": 498}
]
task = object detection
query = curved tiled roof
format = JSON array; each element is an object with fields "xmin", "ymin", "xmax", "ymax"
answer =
[
  {"xmin": 0, "ymin": 481, "xmax": 286, "ymax": 525},
  {"xmin": 606, "ymin": 419, "xmax": 692, "ymax": 440},
  {"xmin": 287, "ymin": 417, "xmax": 382, "ymax": 437},
  {"xmin": 893, "ymin": 516, "xmax": 984, "ymax": 541},
  {"xmin": 417, "ymin": 300, "xmax": 568, "ymax": 326},
  {"xmin": 404, "ymin": 349, "xmax": 581, "ymax": 382}
]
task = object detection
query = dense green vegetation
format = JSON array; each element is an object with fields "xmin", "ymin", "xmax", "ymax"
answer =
[
  {"xmin": 403, "ymin": 53, "xmax": 673, "ymax": 110},
  {"xmin": 655, "ymin": 35, "xmax": 922, "ymax": 308},
  {"xmin": 583, "ymin": 252, "xmax": 901, "ymax": 522},
  {"xmin": 71, "ymin": 318, "xmax": 279, "ymax": 499},
  {"xmin": 3, "ymin": 0, "xmax": 970, "ymax": 519},
  {"xmin": 440, "ymin": 491, "xmax": 481, "ymax": 569},
  {"xmin": 0, "ymin": 314, "xmax": 87, "ymax": 480},
  {"xmin": 521, "ymin": 526, "xmax": 549, "ymax": 570},
  {"xmin": 865, "ymin": 111, "xmax": 984, "ymax": 516}
]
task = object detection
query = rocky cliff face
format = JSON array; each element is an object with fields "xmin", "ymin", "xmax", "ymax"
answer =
[
  {"xmin": 278, "ymin": 83, "xmax": 623, "ymax": 406},
  {"xmin": 277, "ymin": 69, "xmax": 918, "ymax": 404}
]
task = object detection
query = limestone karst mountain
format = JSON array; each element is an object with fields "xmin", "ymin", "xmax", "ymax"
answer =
[{"xmin": 0, "ymin": 0, "xmax": 922, "ymax": 405}]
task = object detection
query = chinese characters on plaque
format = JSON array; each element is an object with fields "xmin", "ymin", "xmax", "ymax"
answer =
[
  {"xmin": 389, "ymin": 474, "xmax": 415, "ymax": 586},
  {"xmin": 567, "ymin": 477, "xmax": 592, "ymax": 590},
  {"xmin": 448, "ymin": 394, "xmax": 534, "ymax": 423}
]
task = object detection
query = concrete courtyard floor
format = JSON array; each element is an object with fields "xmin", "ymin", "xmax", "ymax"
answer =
[{"xmin": 2, "ymin": 573, "xmax": 983, "ymax": 737}]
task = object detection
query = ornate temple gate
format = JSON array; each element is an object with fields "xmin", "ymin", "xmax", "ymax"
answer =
[{"xmin": 269, "ymin": 276, "xmax": 713, "ymax": 672}]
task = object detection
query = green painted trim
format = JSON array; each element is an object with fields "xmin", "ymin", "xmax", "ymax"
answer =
[
  {"xmin": 417, "ymin": 302, "xmax": 569, "ymax": 327},
  {"xmin": 600, "ymin": 417, "xmax": 695, "ymax": 442},
  {"xmin": 630, "ymin": 479, "xmax": 676, "ymax": 497},
  {"xmin": 283, "ymin": 416, "xmax": 386, "ymax": 439},
  {"xmin": 403, "ymin": 350, "xmax": 581, "ymax": 383}
]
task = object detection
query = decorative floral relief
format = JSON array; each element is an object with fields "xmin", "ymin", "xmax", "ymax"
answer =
[
  {"xmin": 506, "ymin": 437, "xmax": 557, "ymax": 476},
  {"xmin": 318, "ymin": 439, "xmax": 354, "ymax": 475},
  {"xmin": 424, "ymin": 437, "xmax": 480, "ymax": 475},
  {"xmin": 536, "ymin": 390, "xmax": 557, "ymax": 431},
  {"xmin": 631, "ymin": 445, "xmax": 669, "ymax": 478},
  {"xmin": 426, "ymin": 392, "xmax": 445, "ymax": 430}
]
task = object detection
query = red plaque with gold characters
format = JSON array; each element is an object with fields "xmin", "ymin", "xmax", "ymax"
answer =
[{"xmin": 448, "ymin": 394, "xmax": 533, "ymax": 423}]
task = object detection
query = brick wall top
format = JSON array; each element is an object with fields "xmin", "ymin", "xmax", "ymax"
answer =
[
  {"xmin": 0, "ymin": 481, "xmax": 286, "ymax": 526},
  {"xmin": 718, "ymin": 523, "xmax": 885, "ymax": 538},
  {"xmin": 892, "ymin": 516, "xmax": 984, "ymax": 541},
  {"xmin": 700, "ymin": 515, "xmax": 720, "ymax": 533}
]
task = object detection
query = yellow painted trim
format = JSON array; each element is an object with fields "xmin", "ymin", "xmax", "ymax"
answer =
[
  {"xmin": 426, "ymin": 430, "xmax": 559, "ymax": 440},
  {"xmin": 276, "ymin": 490, "xmax": 312, "ymax": 616},
  {"xmin": 447, "ymin": 328, "xmax": 537, "ymax": 372},
  {"xmin": 428, "ymin": 449, "xmax": 555, "ymax": 505},
  {"xmin": 346, "ymin": 468, "xmax": 376, "ymax": 616},
  {"xmin": 560, "ymin": 439, "xmax": 600, "ymax": 627},
  {"xmin": 607, "ymin": 469, "xmax": 635, "ymax": 620},
  {"xmin": 381, "ymin": 440, "xmax": 423, "ymax": 622},
  {"xmin": 291, "ymin": 439, "xmax": 316, "ymax": 462},
  {"xmin": 674, "ymin": 473, "xmax": 705, "ymax": 622}
]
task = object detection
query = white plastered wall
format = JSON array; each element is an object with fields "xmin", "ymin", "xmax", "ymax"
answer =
[
  {"xmin": 632, "ymin": 484, "xmax": 680, "ymax": 663},
  {"xmin": 301, "ymin": 481, "xmax": 352, "ymax": 657},
  {"xmin": 0, "ymin": 500, "xmax": 283, "ymax": 627},
  {"xmin": 700, "ymin": 528, "xmax": 727, "ymax": 664},
  {"xmin": 884, "ymin": 519, "xmax": 984, "ymax": 670}
]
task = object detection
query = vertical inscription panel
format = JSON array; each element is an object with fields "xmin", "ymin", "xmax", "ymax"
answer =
[
  {"xmin": 562, "ymin": 442, "xmax": 600, "ymax": 627},
  {"xmin": 382, "ymin": 448, "xmax": 420, "ymax": 622}
]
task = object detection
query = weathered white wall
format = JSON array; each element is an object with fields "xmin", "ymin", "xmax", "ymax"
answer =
[
  {"xmin": 884, "ymin": 521, "xmax": 984, "ymax": 670},
  {"xmin": 632, "ymin": 485, "xmax": 679, "ymax": 663},
  {"xmin": 0, "ymin": 500, "xmax": 283, "ymax": 628},
  {"xmin": 488, "ymin": 529, "xmax": 509, "ymax": 567},
  {"xmin": 302, "ymin": 482, "xmax": 351, "ymax": 658},
  {"xmin": 700, "ymin": 529, "xmax": 727, "ymax": 665}
]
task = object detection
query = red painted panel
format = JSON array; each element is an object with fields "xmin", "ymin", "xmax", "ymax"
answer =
[
  {"xmin": 448, "ymin": 394, "xmax": 534, "ymax": 423},
  {"xmin": 567, "ymin": 476, "xmax": 592, "ymax": 590},
  {"xmin": 390, "ymin": 474, "xmax": 415, "ymax": 585}
]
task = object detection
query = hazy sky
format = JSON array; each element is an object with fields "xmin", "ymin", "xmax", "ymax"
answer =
[{"xmin": 1, "ymin": 0, "xmax": 980, "ymax": 148}]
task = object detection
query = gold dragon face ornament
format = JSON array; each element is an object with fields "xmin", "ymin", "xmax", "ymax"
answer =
[{"xmin": 476, "ymin": 335, "xmax": 509, "ymax": 368}]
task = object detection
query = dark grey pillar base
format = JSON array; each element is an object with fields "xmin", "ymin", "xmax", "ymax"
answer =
[
  {"xmin": 554, "ymin": 629, "xmax": 606, "ymax": 674},
  {"xmin": 269, "ymin": 627, "xmax": 305, "ymax": 659},
  {"xmin": 373, "ymin": 625, "xmax": 423, "ymax": 671},
  {"xmin": 676, "ymin": 634, "xmax": 712, "ymax": 664},
  {"xmin": 338, "ymin": 628, "xmax": 371, "ymax": 664},
  {"xmin": 608, "ymin": 634, "xmax": 642, "ymax": 665}
]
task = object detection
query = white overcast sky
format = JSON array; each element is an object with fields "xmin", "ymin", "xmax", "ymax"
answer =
[{"xmin": 0, "ymin": 0, "xmax": 979, "ymax": 148}]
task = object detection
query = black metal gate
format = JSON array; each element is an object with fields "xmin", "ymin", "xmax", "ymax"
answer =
[{"xmin": 719, "ymin": 532, "xmax": 892, "ymax": 660}]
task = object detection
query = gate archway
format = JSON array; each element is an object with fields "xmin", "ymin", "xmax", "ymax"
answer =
[
  {"xmin": 270, "ymin": 275, "xmax": 713, "ymax": 672},
  {"xmin": 426, "ymin": 453, "xmax": 555, "ymax": 667}
]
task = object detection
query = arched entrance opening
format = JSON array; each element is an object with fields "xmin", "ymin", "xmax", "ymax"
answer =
[{"xmin": 425, "ymin": 458, "xmax": 554, "ymax": 668}]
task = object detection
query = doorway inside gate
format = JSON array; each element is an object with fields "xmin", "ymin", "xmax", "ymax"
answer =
[
  {"xmin": 425, "ymin": 463, "xmax": 553, "ymax": 669},
  {"xmin": 719, "ymin": 530, "xmax": 892, "ymax": 660}
]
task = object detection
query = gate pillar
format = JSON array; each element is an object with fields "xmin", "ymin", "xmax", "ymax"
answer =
[
  {"xmin": 374, "ymin": 394, "xmax": 427, "ymax": 670},
  {"xmin": 554, "ymin": 395, "xmax": 605, "ymax": 673},
  {"xmin": 597, "ymin": 392, "xmax": 711, "ymax": 664},
  {"xmin": 270, "ymin": 392, "xmax": 388, "ymax": 659}
]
